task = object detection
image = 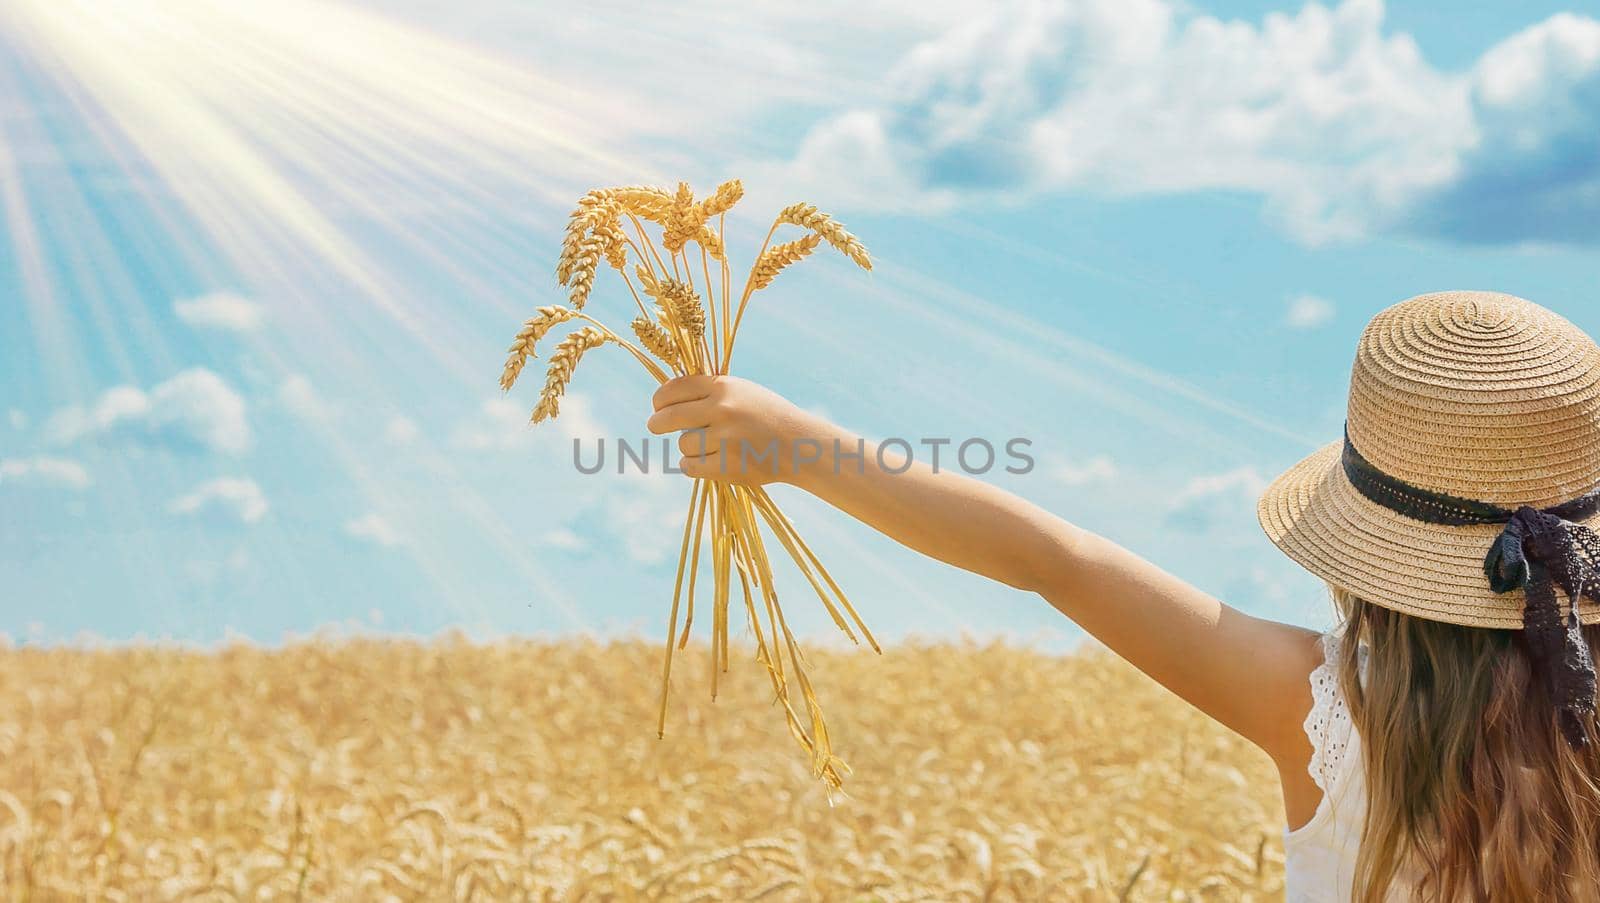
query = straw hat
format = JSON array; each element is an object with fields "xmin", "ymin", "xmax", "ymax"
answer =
[{"xmin": 1258, "ymin": 291, "xmax": 1600, "ymax": 628}]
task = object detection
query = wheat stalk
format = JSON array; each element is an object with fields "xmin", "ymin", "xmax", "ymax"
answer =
[
  {"xmin": 531, "ymin": 327, "xmax": 608, "ymax": 424},
  {"xmin": 699, "ymin": 179, "xmax": 743, "ymax": 218},
  {"xmin": 557, "ymin": 199, "xmax": 616, "ymax": 283},
  {"xmin": 500, "ymin": 306, "xmax": 582, "ymax": 392},
  {"xmin": 563, "ymin": 235, "xmax": 605, "ymax": 309},
  {"xmin": 777, "ymin": 202, "xmax": 872, "ymax": 270},
  {"xmin": 635, "ymin": 266, "xmax": 707, "ymax": 369},
  {"xmin": 692, "ymin": 224, "xmax": 725, "ymax": 262},
  {"xmin": 601, "ymin": 185, "xmax": 675, "ymax": 223},
  {"xmin": 749, "ymin": 234, "xmax": 821, "ymax": 291},
  {"xmin": 1, "ymin": 637, "xmax": 1291, "ymax": 898},
  {"xmin": 631, "ymin": 316, "xmax": 680, "ymax": 370},
  {"xmin": 557, "ymin": 187, "xmax": 674, "ymax": 290},
  {"xmin": 597, "ymin": 217, "xmax": 629, "ymax": 272},
  {"xmin": 658, "ymin": 280, "xmax": 705, "ymax": 344},
  {"xmin": 507, "ymin": 181, "xmax": 876, "ymax": 791},
  {"xmin": 662, "ymin": 182, "xmax": 703, "ymax": 254}
]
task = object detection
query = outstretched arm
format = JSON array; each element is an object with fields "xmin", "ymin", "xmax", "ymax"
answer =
[{"xmin": 646, "ymin": 375, "xmax": 1322, "ymax": 766}]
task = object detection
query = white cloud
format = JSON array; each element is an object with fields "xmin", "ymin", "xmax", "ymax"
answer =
[
  {"xmin": 1286, "ymin": 294, "xmax": 1335, "ymax": 329},
  {"xmin": 8, "ymin": 409, "xmax": 26, "ymax": 430},
  {"xmin": 450, "ymin": 397, "xmax": 529, "ymax": 452},
  {"xmin": 1174, "ymin": 467, "xmax": 1268, "ymax": 503},
  {"xmin": 1405, "ymin": 14, "xmax": 1600, "ymax": 243},
  {"xmin": 0, "ymin": 456, "xmax": 92, "ymax": 490},
  {"xmin": 1054, "ymin": 454, "xmax": 1117, "ymax": 486},
  {"xmin": 45, "ymin": 368, "xmax": 251, "ymax": 455},
  {"xmin": 450, "ymin": 391, "xmax": 687, "ymax": 563},
  {"xmin": 168, "ymin": 477, "xmax": 269, "ymax": 524},
  {"xmin": 279, "ymin": 374, "xmax": 337, "ymax": 422},
  {"xmin": 369, "ymin": 0, "xmax": 969, "ymax": 143},
  {"xmin": 541, "ymin": 526, "xmax": 588, "ymax": 551},
  {"xmin": 759, "ymin": 0, "xmax": 1600, "ymax": 246},
  {"xmin": 172, "ymin": 292, "xmax": 264, "ymax": 332},
  {"xmin": 1166, "ymin": 467, "xmax": 1268, "ymax": 533},
  {"xmin": 345, "ymin": 512, "xmax": 402, "ymax": 546},
  {"xmin": 452, "ymin": 393, "xmax": 605, "ymax": 452},
  {"xmin": 384, "ymin": 415, "xmax": 420, "ymax": 445}
]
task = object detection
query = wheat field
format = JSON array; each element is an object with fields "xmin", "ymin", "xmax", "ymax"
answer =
[{"xmin": 0, "ymin": 636, "xmax": 1288, "ymax": 901}]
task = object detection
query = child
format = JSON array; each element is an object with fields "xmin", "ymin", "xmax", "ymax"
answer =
[{"xmin": 646, "ymin": 291, "xmax": 1600, "ymax": 902}]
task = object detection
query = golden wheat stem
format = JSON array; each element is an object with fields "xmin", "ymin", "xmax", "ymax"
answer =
[
  {"xmin": 730, "ymin": 507, "xmax": 814, "ymax": 751},
  {"xmin": 628, "ymin": 213, "xmax": 670, "ymax": 280},
  {"xmin": 729, "ymin": 526, "xmax": 767, "ymax": 667},
  {"xmin": 679, "ymin": 485, "xmax": 710, "ymax": 651},
  {"xmin": 708, "ymin": 489, "xmax": 724, "ymax": 697},
  {"xmin": 734, "ymin": 495, "xmax": 787, "ymax": 687},
  {"xmin": 569, "ymin": 313, "xmax": 668, "ymax": 385},
  {"xmin": 714, "ymin": 487, "xmax": 735, "ymax": 674},
  {"xmin": 724, "ymin": 220, "xmax": 781, "ymax": 364},
  {"xmin": 768, "ymin": 586, "xmax": 840, "ymax": 786},
  {"xmin": 621, "ymin": 233, "xmax": 650, "ymax": 273},
  {"xmin": 719, "ymin": 212, "xmax": 732, "ymax": 372},
  {"xmin": 748, "ymin": 493, "xmax": 859, "ymax": 645},
  {"xmin": 618, "ymin": 267, "xmax": 652, "ymax": 322},
  {"xmin": 700, "ymin": 244, "xmax": 720, "ymax": 372},
  {"xmin": 751, "ymin": 488, "xmax": 879, "ymax": 653},
  {"xmin": 657, "ymin": 481, "xmax": 702, "ymax": 739},
  {"xmin": 732, "ymin": 490, "xmax": 840, "ymax": 786}
]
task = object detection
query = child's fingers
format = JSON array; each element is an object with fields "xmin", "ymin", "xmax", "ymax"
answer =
[
  {"xmin": 651, "ymin": 375, "xmax": 716, "ymax": 410},
  {"xmin": 678, "ymin": 451, "xmax": 724, "ymax": 480},
  {"xmin": 646, "ymin": 399, "xmax": 715, "ymax": 435}
]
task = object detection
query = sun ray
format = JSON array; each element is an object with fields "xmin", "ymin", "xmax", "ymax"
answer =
[{"xmin": 0, "ymin": 0, "xmax": 650, "ymax": 634}]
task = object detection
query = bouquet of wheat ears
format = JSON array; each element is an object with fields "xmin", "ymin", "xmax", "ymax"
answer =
[{"xmin": 500, "ymin": 180, "xmax": 876, "ymax": 789}]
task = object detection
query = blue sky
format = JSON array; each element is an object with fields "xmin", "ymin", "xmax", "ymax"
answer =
[{"xmin": 2, "ymin": 0, "xmax": 1598, "ymax": 646}]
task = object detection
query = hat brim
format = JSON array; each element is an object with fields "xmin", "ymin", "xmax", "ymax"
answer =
[{"xmin": 1258, "ymin": 441, "xmax": 1600, "ymax": 628}]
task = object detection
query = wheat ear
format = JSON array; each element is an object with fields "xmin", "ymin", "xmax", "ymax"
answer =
[
  {"xmin": 777, "ymin": 203, "xmax": 872, "ymax": 270},
  {"xmin": 631, "ymin": 316, "xmax": 681, "ymax": 369},
  {"xmin": 599, "ymin": 185, "xmax": 674, "ymax": 223},
  {"xmin": 501, "ymin": 306, "xmax": 581, "ymax": 392},
  {"xmin": 749, "ymin": 234, "xmax": 821, "ymax": 291},
  {"xmin": 557, "ymin": 187, "xmax": 674, "ymax": 286},
  {"xmin": 531, "ymin": 327, "xmax": 607, "ymax": 423},
  {"xmin": 557, "ymin": 198, "xmax": 617, "ymax": 284},
  {"xmin": 636, "ymin": 266, "xmax": 706, "ymax": 351},
  {"xmin": 659, "ymin": 279, "xmax": 706, "ymax": 344},
  {"xmin": 698, "ymin": 179, "xmax": 743, "ymax": 218},
  {"xmin": 597, "ymin": 217, "xmax": 629, "ymax": 271},
  {"xmin": 662, "ymin": 182, "xmax": 704, "ymax": 254},
  {"xmin": 561, "ymin": 234, "xmax": 606, "ymax": 309},
  {"xmin": 693, "ymin": 225, "xmax": 725, "ymax": 262}
]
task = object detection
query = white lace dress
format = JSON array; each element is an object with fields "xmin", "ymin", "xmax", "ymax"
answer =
[{"xmin": 1283, "ymin": 631, "xmax": 1417, "ymax": 901}]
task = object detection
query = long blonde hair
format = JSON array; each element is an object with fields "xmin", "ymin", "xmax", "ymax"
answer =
[{"xmin": 1332, "ymin": 588, "xmax": 1600, "ymax": 902}]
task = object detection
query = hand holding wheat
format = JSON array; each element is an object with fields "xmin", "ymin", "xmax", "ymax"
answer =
[
  {"xmin": 648, "ymin": 376, "xmax": 827, "ymax": 484},
  {"xmin": 501, "ymin": 181, "xmax": 875, "ymax": 789}
]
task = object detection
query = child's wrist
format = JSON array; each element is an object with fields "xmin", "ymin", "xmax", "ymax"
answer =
[{"xmin": 782, "ymin": 421, "xmax": 854, "ymax": 490}]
